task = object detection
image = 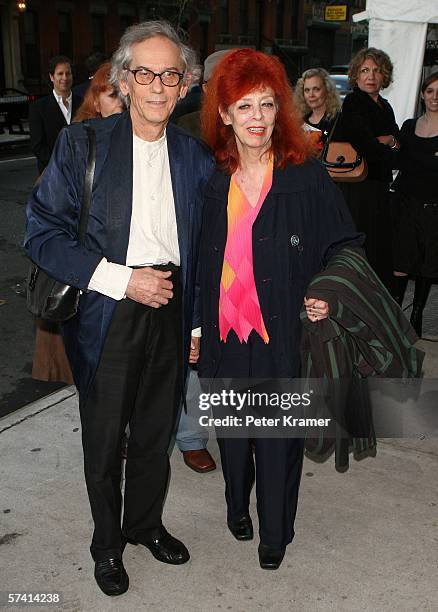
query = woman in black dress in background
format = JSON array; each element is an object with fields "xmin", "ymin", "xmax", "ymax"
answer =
[
  {"xmin": 338, "ymin": 48, "xmax": 399, "ymax": 293},
  {"xmin": 391, "ymin": 71, "xmax": 438, "ymax": 337}
]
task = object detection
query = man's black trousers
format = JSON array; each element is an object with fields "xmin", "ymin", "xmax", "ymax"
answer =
[{"xmin": 79, "ymin": 270, "xmax": 182, "ymax": 561}]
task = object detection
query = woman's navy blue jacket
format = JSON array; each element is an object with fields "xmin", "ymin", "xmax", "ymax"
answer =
[{"xmin": 198, "ymin": 159, "xmax": 364, "ymax": 378}]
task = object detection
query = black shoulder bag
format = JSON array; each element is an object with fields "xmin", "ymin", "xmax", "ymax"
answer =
[{"xmin": 26, "ymin": 125, "xmax": 96, "ymax": 322}]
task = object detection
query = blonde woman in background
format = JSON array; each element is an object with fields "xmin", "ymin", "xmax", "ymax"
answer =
[{"xmin": 295, "ymin": 67, "xmax": 341, "ymax": 150}]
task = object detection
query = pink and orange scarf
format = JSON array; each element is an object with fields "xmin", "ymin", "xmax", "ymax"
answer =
[{"xmin": 219, "ymin": 159, "xmax": 273, "ymax": 344}]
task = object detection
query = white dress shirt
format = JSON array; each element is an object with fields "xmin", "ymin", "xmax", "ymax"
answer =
[
  {"xmin": 128, "ymin": 132, "xmax": 179, "ymax": 266},
  {"xmin": 88, "ymin": 131, "xmax": 201, "ymax": 337},
  {"xmin": 53, "ymin": 90, "xmax": 72, "ymax": 124},
  {"xmin": 88, "ymin": 131, "xmax": 178, "ymax": 301}
]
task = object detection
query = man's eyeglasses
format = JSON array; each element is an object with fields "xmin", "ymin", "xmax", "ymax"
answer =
[{"xmin": 126, "ymin": 68, "xmax": 184, "ymax": 87}]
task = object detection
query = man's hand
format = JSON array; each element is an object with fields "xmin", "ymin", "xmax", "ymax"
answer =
[
  {"xmin": 126, "ymin": 267, "xmax": 173, "ymax": 308},
  {"xmin": 304, "ymin": 297, "xmax": 329, "ymax": 322},
  {"xmin": 189, "ymin": 336, "xmax": 200, "ymax": 364}
]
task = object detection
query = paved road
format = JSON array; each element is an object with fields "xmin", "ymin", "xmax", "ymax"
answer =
[{"xmin": 0, "ymin": 153, "xmax": 65, "ymax": 417}]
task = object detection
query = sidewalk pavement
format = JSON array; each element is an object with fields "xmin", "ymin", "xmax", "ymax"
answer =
[
  {"xmin": 1, "ymin": 336, "xmax": 437, "ymax": 612},
  {"xmin": 0, "ymin": 123, "xmax": 30, "ymax": 148}
]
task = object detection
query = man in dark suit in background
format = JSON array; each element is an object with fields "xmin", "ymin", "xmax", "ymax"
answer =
[{"xmin": 29, "ymin": 55, "xmax": 81, "ymax": 174}]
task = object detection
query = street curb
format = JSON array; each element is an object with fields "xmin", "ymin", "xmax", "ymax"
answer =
[
  {"xmin": 0, "ymin": 385, "xmax": 76, "ymax": 433},
  {"xmin": 0, "ymin": 139, "xmax": 30, "ymax": 152}
]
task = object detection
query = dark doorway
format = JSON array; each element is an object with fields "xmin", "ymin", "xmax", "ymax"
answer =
[
  {"xmin": 307, "ymin": 26, "xmax": 335, "ymax": 70},
  {"xmin": 0, "ymin": 12, "xmax": 5, "ymax": 88}
]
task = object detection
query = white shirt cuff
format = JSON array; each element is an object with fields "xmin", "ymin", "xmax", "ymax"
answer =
[
  {"xmin": 88, "ymin": 258, "xmax": 132, "ymax": 300},
  {"xmin": 191, "ymin": 327, "xmax": 201, "ymax": 338}
]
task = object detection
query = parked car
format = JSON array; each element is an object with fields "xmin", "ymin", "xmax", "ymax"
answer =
[
  {"xmin": 329, "ymin": 64, "xmax": 349, "ymax": 75},
  {"xmin": 0, "ymin": 88, "xmax": 37, "ymax": 134},
  {"xmin": 329, "ymin": 74, "xmax": 352, "ymax": 101}
]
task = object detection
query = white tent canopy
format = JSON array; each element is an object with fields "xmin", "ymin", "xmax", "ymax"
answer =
[{"xmin": 354, "ymin": 0, "xmax": 438, "ymax": 126}]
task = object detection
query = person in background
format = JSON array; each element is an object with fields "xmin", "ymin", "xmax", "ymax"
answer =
[
  {"xmin": 26, "ymin": 21, "xmax": 215, "ymax": 596},
  {"xmin": 29, "ymin": 55, "xmax": 81, "ymax": 174},
  {"xmin": 73, "ymin": 62, "xmax": 125, "ymax": 122},
  {"xmin": 172, "ymin": 50, "xmax": 234, "ymax": 474},
  {"xmin": 170, "ymin": 83, "xmax": 202, "ymax": 123},
  {"xmin": 199, "ymin": 48, "xmax": 362, "ymax": 571},
  {"xmin": 176, "ymin": 49, "xmax": 232, "ymax": 138},
  {"xmin": 336, "ymin": 47, "xmax": 400, "ymax": 293},
  {"xmin": 391, "ymin": 71, "xmax": 438, "ymax": 337},
  {"xmin": 73, "ymin": 51, "xmax": 111, "ymax": 102},
  {"xmin": 31, "ymin": 63, "xmax": 125, "ymax": 387},
  {"xmin": 174, "ymin": 367, "xmax": 214, "ymax": 472},
  {"xmin": 294, "ymin": 67, "xmax": 341, "ymax": 150}
]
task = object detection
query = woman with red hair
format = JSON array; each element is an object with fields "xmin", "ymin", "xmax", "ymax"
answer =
[
  {"xmin": 73, "ymin": 62, "xmax": 124, "ymax": 122},
  {"xmin": 198, "ymin": 49, "xmax": 363, "ymax": 569}
]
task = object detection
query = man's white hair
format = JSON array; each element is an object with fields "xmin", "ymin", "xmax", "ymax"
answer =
[{"xmin": 110, "ymin": 20, "xmax": 201, "ymax": 107}]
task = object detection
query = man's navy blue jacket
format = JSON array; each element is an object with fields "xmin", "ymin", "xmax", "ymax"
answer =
[
  {"xmin": 198, "ymin": 159, "xmax": 364, "ymax": 379},
  {"xmin": 25, "ymin": 111, "xmax": 215, "ymax": 401}
]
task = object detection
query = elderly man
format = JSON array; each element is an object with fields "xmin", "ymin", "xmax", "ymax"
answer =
[{"xmin": 25, "ymin": 21, "xmax": 214, "ymax": 596}]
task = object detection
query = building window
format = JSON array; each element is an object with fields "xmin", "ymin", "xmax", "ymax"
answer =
[
  {"xmin": 239, "ymin": 0, "xmax": 249, "ymax": 35},
  {"xmin": 24, "ymin": 10, "xmax": 40, "ymax": 78},
  {"xmin": 120, "ymin": 15, "xmax": 134, "ymax": 37},
  {"xmin": 276, "ymin": 0, "xmax": 285, "ymax": 39},
  {"xmin": 58, "ymin": 11, "xmax": 73, "ymax": 58},
  {"xmin": 91, "ymin": 14, "xmax": 106, "ymax": 52},
  {"xmin": 291, "ymin": 0, "xmax": 298, "ymax": 39},
  {"xmin": 220, "ymin": 0, "xmax": 229, "ymax": 34}
]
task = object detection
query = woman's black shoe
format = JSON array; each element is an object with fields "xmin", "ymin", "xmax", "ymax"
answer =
[
  {"xmin": 94, "ymin": 558, "xmax": 129, "ymax": 596},
  {"xmin": 258, "ymin": 544, "xmax": 286, "ymax": 570},
  {"xmin": 227, "ymin": 515, "xmax": 253, "ymax": 541}
]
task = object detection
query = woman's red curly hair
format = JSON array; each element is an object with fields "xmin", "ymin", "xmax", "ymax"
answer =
[
  {"xmin": 73, "ymin": 62, "xmax": 114, "ymax": 122},
  {"xmin": 201, "ymin": 49, "xmax": 313, "ymax": 173}
]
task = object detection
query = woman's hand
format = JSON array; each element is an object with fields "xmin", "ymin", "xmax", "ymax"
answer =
[
  {"xmin": 376, "ymin": 135, "xmax": 399, "ymax": 149},
  {"xmin": 304, "ymin": 297, "xmax": 329, "ymax": 322}
]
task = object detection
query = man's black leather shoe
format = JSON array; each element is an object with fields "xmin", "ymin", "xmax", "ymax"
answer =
[
  {"xmin": 128, "ymin": 527, "xmax": 190, "ymax": 565},
  {"xmin": 258, "ymin": 544, "xmax": 286, "ymax": 570},
  {"xmin": 227, "ymin": 515, "xmax": 253, "ymax": 541},
  {"xmin": 94, "ymin": 558, "xmax": 129, "ymax": 596}
]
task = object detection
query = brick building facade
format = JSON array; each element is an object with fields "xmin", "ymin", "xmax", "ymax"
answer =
[{"xmin": 1, "ymin": 0, "xmax": 367, "ymax": 93}]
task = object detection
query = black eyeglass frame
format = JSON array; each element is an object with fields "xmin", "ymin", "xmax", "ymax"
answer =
[{"xmin": 126, "ymin": 68, "xmax": 184, "ymax": 87}]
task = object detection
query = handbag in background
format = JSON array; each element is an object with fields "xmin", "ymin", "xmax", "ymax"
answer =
[
  {"xmin": 26, "ymin": 125, "xmax": 96, "ymax": 322},
  {"xmin": 320, "ymin": 111, "xmax": 368, "ymax": 183}
]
